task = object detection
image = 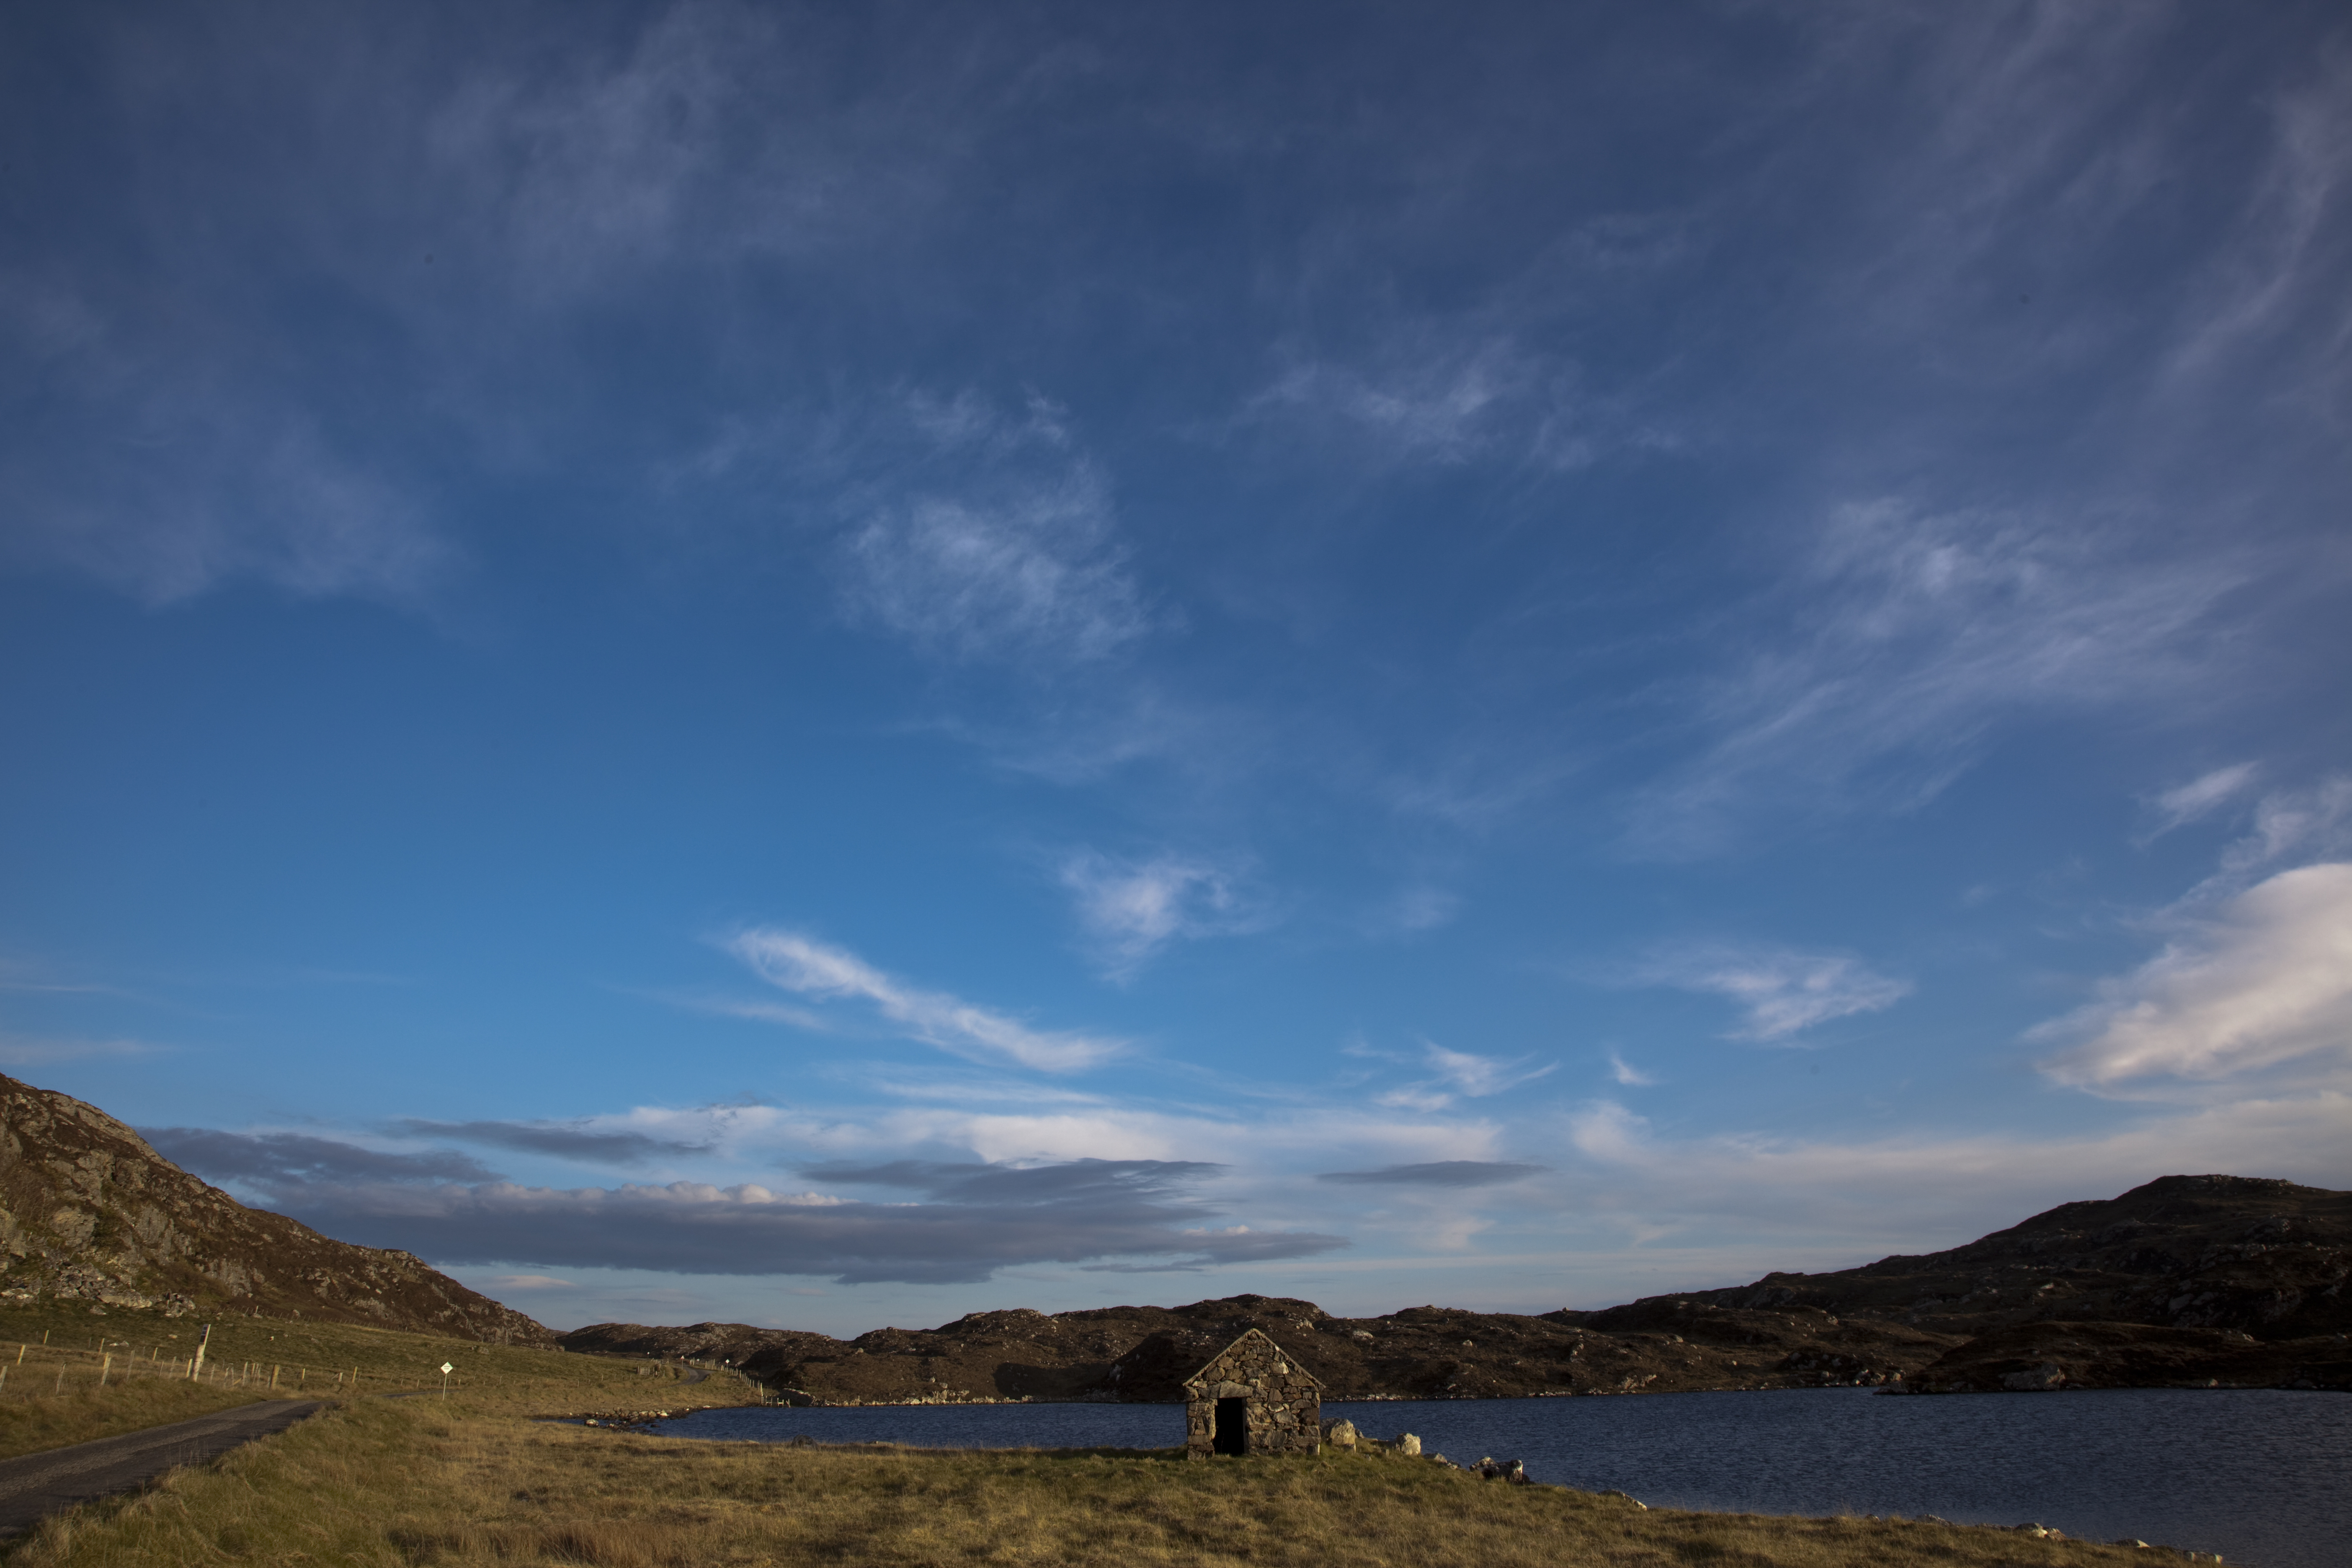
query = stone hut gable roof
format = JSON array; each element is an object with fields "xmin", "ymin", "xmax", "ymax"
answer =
[{"xmin": 1181, "ymin": 1327, "xmax": 1324, "ymax": 1392}]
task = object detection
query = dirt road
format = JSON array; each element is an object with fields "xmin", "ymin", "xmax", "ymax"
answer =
[{"xmin": 0, "ymin": 1399, "xmax": 324, "ymax": 1538}]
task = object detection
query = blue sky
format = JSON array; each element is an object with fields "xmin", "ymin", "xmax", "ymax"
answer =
[{"xmin": 3, "ymin": 1, "xmax": 2347, "ymax": 1335}]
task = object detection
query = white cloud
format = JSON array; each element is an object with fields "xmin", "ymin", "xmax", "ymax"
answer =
[
  {"xmin": 2143, "ymin": 762, "xmax": 2262, "ymax": 840},
  {"xmin": 1633, "ymin": 944, "xmax": 1911, "ymax": 1041},
  {"xmin": 2035, "ymin": 862, "xmax": 2352, "ymax": 1090},
  {"xmin": 727, "ymin": 928, "xmax": 1125, "ymax": 1073},
  {"xmin": 1422, "ymin": 1042, "xmax": 1554, "ymax": 1098},
  {"xmin": 1057, "ymin": 851, "xmax": 1263, "ymax": 975},
  {"xmin": 1607, "ymin": 1051, "xmax": 1657, "ymax": 1087}
]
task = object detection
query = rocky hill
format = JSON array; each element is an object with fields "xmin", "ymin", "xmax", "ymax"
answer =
[
  {"xmin": 561, "ymin": 1174, "xmax": 2350, "ymax": 1401},
  {"xmin": 0, "ymin": 1073, "xmax": 553, "ymax": 1344},
  {"xmin": 1672, "ymin": 1173, "xmax": 2350, "ymax": 1340},
  {"xmin": 564, "ymin": 1294, "xmax": 1965, "ymax": 1403}
]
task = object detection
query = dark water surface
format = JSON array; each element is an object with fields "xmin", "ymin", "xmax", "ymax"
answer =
[{"xmin": 654, "ymin": 1389, "xmax": 2349, "ymax": 1568}]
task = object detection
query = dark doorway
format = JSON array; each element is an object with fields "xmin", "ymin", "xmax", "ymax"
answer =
[{"xmin": 1213, "ymin": 1397, "xmax": 1248, "ymax": 1455}]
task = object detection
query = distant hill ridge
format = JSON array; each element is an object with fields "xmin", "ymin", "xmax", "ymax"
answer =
[
  {"xmin": 563, "ymin": 1174, "xmax": 2352, "ymax": 1400},
  {"xmin": 0, "ymin": 1073, "xmax": 552, "ymax": 1343}
]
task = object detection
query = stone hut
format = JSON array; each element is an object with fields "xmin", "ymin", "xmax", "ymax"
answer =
[{"xmin": 1183, "ymin": 1328, "xmax": 1322, "ymax": 1459}]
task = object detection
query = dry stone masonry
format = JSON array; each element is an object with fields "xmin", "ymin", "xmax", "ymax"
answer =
[{"xmin": 1183, "ymin": 1328, "xmax": 1322, "ymax": 1458}]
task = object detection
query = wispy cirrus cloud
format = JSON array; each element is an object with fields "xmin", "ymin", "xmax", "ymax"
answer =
[
  {"xmin": 1251, "ymin": 337, "xmax": 1538, "ymax": 466},
  {"xmin": 1629, "ymin": 500, "xmax": 2253, "ymax": 855},
  {"xmin": 726, "ymin": 928, "xmax": 1125, "ymax": 1073},
  {"xmin": 2202, "ymin": 776, "xmax": 2352, "ymax": 893},
  {"xmin": 1057, "ymin": 849, "xmax": 1264, "ymax": 976},
  {"xmin": 836, "ymin": 394, "xmax": 1158, "ymax": 669},
  {"xmin": 0, "ymin": 1032, "xmax": 162, "ymax": 1067},
  {"xmin": 2141, "ymin": 762, "xmax": 2263, "ymax": 842},
  {"xmin": 2163, "ymin": 47, "xmax": 2352, "ymax": 404},
  {"xmin": 1373, "ymin": 1042, "xmax": 1555, "ymax": 1111},
  {"xmin": 1630, "ymin": 944, "xmax": 1911, "ymax": 1042}
]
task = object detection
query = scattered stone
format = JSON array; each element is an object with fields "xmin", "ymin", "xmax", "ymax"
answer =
[{"xmin": 1599, "ymin": 1489, "xmax": 1648, "ymax": 1510}]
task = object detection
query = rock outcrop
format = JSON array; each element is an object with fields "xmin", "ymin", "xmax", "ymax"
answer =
[{"xmin": 0, "ymin": 1073, "xmax": 553, "ymax": 1344}]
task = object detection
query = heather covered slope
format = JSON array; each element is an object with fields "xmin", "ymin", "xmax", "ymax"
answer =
[
  {"xmin": 1663, "ymin": 1174, "xmax": 2350, "ymax": 1341},
  {"xmin": 0, "ymin": 1073, "xmax": 552, "ymax": 1344}
]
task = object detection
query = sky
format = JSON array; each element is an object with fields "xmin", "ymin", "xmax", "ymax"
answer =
[{"xmin": 2, "ymin": 0, "xmax": 2348, "ymax": 1336}]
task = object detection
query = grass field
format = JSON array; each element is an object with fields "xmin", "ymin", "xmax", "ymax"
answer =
[
  {"xmin": 0, "ymin": 1304, "xmax": 2193, "ymax": 1566},
  {"xmin": 0, "ymin": 1302, "xmax": 763, "ymax": 1458},
  {"xmin": 6, "ymin": 1395, "xmax": 2181, "ymax": 1568}
]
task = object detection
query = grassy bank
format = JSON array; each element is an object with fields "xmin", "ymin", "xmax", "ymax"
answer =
[
  {"xmin": 8, "ymin": 1396, "xmax": 2180, "ymax": 1568},
  {"xmin": 0, "ymin": 1303, "xmax": 763, "ymax": 1461}
]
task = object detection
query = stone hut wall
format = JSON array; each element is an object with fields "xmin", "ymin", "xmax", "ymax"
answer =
[{"xmin": 1183, "ymin": 1329, "xmax": 1323, "ymax": 1459}]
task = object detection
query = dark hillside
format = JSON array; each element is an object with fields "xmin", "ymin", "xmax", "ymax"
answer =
[
  {"xmin": 558, "ymin": 1175, "xmax": 2350, "ymax": 1402},
  {"xmin": 1656, "ymin": 1174, "xmax": 2350, "ymax": 1341},
  {"xmin": 0, "ymin": 1073, "xmax": 552, "ymax": 1344},
  {"xmin": 562, "ymin": 1293, "xmax": 1964, "ymax": 1403}
]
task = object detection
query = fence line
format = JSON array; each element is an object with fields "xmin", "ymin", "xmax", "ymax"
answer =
[{"xmin": 0, "ymin": 1339, "xmax": 403, "ymax": 1398}]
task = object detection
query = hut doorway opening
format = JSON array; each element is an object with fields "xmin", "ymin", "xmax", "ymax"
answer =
[{"xmin": 1213, "ymin": 1397, "xmax": 1248, "ymax": 1456}]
